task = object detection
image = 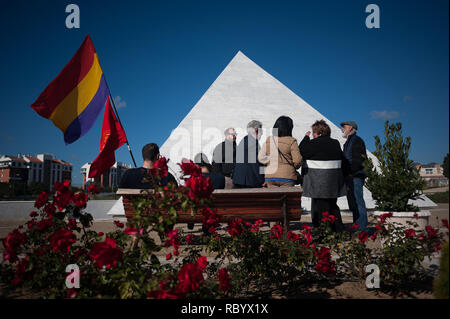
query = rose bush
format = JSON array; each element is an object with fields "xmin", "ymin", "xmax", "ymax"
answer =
[{"xmin": 0, "ymin": 158, "xmax": 447, "ymax": 298}]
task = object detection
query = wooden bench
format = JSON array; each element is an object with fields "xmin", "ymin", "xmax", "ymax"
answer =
[{"xmin": 117, "ymin": 187, "xmax": 303, "ymax": 235}]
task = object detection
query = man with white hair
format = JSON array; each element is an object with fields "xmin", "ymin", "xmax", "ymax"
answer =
[
  {"xmin": 340, "ymin": 120, "xmax": 368, "ymax": 232},
  {"xmin": 232, "ymin": 120, "xmax": 265, "ymax": 188}
]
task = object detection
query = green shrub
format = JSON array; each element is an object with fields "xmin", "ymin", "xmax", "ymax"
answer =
[{"xmin": 364, "ymin": 121, "xmax": 425, "ymax": 212}]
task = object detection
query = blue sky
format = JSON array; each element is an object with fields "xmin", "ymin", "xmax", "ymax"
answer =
[{"xmin": 0, "ymin": 0, "xmax": 448, "ymax": 186}]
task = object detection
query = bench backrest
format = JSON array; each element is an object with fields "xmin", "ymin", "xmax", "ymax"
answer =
[{"xmin": 117, "ymin": 187, "xmax": 303, "ymax": 223}]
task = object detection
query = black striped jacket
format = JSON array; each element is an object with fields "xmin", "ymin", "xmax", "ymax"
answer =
[{"xmin": 299, "ymin": 135, "xmax": 347, "ymax": 198}]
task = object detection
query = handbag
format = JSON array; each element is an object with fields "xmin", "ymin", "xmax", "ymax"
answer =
[{"xmin": 272, "ymin": 137, "xmax": 303, "ymax": 186}]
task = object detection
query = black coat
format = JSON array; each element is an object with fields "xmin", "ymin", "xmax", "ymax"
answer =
[
  {"xmin": 119, "ymin": 168, "xmax": 178, "ymax": 189},
  {"xmin": 204, "ymin": 172, "xmax": 225, "ymax": 189},
  {"xmin": 299, "ymin": 135, "xmax": 347, "ymax": 198},
  {"xmin": 343, "ymin": 134, "xmax": 367, "ymax": 178},
  {"xmin": 232, "ymin": 135, "xmax": 264, "ymax": 188},
  {"xmin": 212, "ymin": 140, "xmax": 236, "ymax": 177}
]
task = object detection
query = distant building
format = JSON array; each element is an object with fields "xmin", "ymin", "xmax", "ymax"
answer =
[
  {"xmin": 81, "ymin": 162, "xmax": 131, "ymax": 190},
  {"xmin": 0, "ymin": 153, "xmax": 72, "ymax": 189},
  {"xmin": 415, "ymin": 162, "xmax": 449, "ymax": 187}
]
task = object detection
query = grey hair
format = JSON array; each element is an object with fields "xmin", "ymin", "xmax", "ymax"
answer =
[
  {"xmin": 224, "ymin": 127, "xmax": 235, "ymax": 136},
  {"xmin": 247, "ymin": 120, "xmax": 262, "ymax": 134}
]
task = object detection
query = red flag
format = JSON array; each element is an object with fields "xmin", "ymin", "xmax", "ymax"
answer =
[{"xmin": 88, "ymin": 97, "xmax": 127, "ymax": 178}]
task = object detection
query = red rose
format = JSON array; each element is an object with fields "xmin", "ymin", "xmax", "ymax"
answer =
[
  {"xmin": 227, "ymin": 218, "xmax": 246, "ymax": 237},
  {"xmin": 202, "ymin": 207, "xmax": 220, "ymax": 233},
  {"xmin": 321, "ymin": 213, "xmax": 336, "ymax": 224},
  {"xmin": 44, "ymin": 203, "xmax": 56, "ymax": 216},
  {"xmin": 288, "ymin": 231, "xmax": 301, "ymax": 241},
  {"xmin": 123, "ymin": 227, "xmax": 138, "ymax": 236},
  {"xmin": 87, "ymin": 184, "xmax": 100, "ymax": 194},
  {"xmin": 178, "ymin": 159, "xmax": 202, "ymax": 177},
  {"xmin": 2, "ymin": 229, "xmax": 27, "ymax": 263},
  {"xmin": 36, "ymin": 217, "xmax": 54, "ymax": 231},
  {"xmin": 67, "ymin": 218, "xmax": 77, "ymax": 230},
  {"xmin": 185, "ymin": 234, "xmax": 195, "ymax": 244},
  {"xmin": 350, "ymin": 223, "xmax": 359, "ymax": 230},
  {"xmin": 301, "ymin": 231, "xmax": 313, "ymax": 247},
  {"xmin": 166, "ymin": 253, "xmax": 172, "ymax": 260},
  {"xmin": 88, "ymin": 237, "xmax": 123, "ymax": 269},
  {"xmin": 66, "ymin": 288, "xmax": 78, "ymax": 299},
  {"xmin": 151, "ymin": 157, "xmax": 169, "ymax": 178},
  {"xmin": 27, "ymin": 220, "xmax": 36, "ymax": 230},
  {"xmin": 11, "ymin": 257, "xmax": 29, "ymax": 286},
  {"xmin": 176, "ymin": 263, "xmax": 204, "ymax": 296},
  {"xmin": 53, "ymin": 189, "xmax": 73, "ymax": 211},
  {"xmin": 197, "ymin": 256, "xmax": 208, "ymax": 271},
  {"xmin": 73, "ymin": 192, "xmax": 88, "ymax": 209},
  {"xmin": 425, "ymin": 225, "xmax": 437, "ymax": 238},
  {"xmin": 185, "ymin": 175, "xmax": 213, "ymax": 201},
  {"xmin": 314, "ymin": 247, "xmax": 335, "ymax": 274},
  {"xmin": 250, "ymin": 219, "xmax": 264, "ymax": 233},
  {"xmin": 114, "ymin": 220, "xmax": 124, "ymax": 228},
  {"xmin": 270, "ymin": 224, "xmax": 283, "ymax": 240},
  {"xmin": 73, "ymin": 248, "xmax": 85, "ymax": 260},
  {"xmin": 49, "ymin": 228, "xmax": 76, "ymax": 253},
  {"xmin": 358, "ymin": 231, "xmax": 368, "ymax": 243},
  {"xmin": 315, "ymin": 260, "xmax": 335, "ymax": 274},
  {"xmin": 29, "ymin": 211, "xmax": 38, "ymax": 218},
  {"xmin": 380, "ymin": 213, "xmax": 393, "ymax": 223},
  {"xmin": 302, "ymin": 225, "xmax": 312, "ymax": 232},
  {"xmin": 35, "ymin": 192, "xmax": 48, "ymax": 209},
  {"xmin": 218, "ymin": 268, "xmax": 232, "ymax": 291},
  {"xmin": 434, "ymin": 242, "xmax": 442, "ymax": 252},
  {"xmin": 165, "ymin": 229, "xmax": 181, "ymax": 251},
  {"xmin": 97, "ymin": 232, "xmax": 104, "ymax": 237},
  {"xmin": 370, "ymin": 232, "xmax": 377, "ymax": 241},
  {"xmin": 405, "ymin": 229, "xmax": 416, "ymax": 238}
]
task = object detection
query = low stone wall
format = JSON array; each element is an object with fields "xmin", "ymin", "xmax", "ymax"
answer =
[{"xmin": 0, "ymin": 200, "xmax": 117, "ymax": 221}]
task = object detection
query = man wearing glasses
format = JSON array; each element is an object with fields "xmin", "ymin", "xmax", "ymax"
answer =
[{"xmin": 212, "ymin": 128, "xmax": 237, "ymax": 188}]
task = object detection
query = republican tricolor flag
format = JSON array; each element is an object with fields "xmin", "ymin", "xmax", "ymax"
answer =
[
  {"xmin": 31, "ymin": 35, "xmax": 110, "ymax": 145},
  {"xmin": 88, "ymin": 97, "xmax": 127, "ymax": 178}
]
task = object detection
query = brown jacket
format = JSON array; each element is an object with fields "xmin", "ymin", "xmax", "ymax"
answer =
[{"xmin": 258, "ymin": 136, "xmax": 302, "ymax": 180}]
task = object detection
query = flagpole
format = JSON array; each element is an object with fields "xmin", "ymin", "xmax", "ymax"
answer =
[{"xmin": 107, "ymin": 93, "xmax": 137, "ymax": 168}]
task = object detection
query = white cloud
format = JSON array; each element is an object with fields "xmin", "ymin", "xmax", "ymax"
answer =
[
  {"xmin": 403, "ymin": 95, "xmax": 413, "ymax": 102},
  {"xmin": 113, "ymin": 96, "xmax": 127, "ymax": 109},
  {"xmin": 370, "ymin": 110, "xmax": 399, "ymax": 120}
]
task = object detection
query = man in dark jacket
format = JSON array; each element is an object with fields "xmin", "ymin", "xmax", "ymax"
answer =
[
  {"xmin": 232, "ymin": 120, "xmax": 265, "ymax": 188},
  {"xmin": 341, "ymin": 121, "xmax": 368, "ymax": 231},
  {"xmin": 119, "ymin": 143, "xmax": 178, "ymax": 189},
  {"xmin": 212, "ymin": 128, "xmax": 237, "ymax": 177},
  {"xmin": 299, "ymin": 120, "xmax": 346, "ymax": 232}
]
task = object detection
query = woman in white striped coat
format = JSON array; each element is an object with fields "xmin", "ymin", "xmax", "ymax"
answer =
[{"xmin": 299, "ymin": 120, "xmax": 347, "ymax": 232}]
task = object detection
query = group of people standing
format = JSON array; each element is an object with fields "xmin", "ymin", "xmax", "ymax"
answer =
[
  {"xmin": 119, "ymin": 116, "xmax": 369, "ymax": 232},
  {"xmin": 201, "ymin": 116, "xmax": 369, "ymax": 232}
]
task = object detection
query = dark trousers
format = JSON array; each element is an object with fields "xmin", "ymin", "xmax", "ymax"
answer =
[{"xmin": 311, "ymin": 198, "xmax": 345, "ymax": 232}]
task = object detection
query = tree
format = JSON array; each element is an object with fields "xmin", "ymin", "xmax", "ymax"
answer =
[
  {"xmin": 364, "ymin": 121, "xmax": 425, "ymax": 212},
  {"xmin": 443, "ymin": 153, "xmax": 449, "ymax": 179},
  {"xmin": 28, "ymin": 182, "xmax": 48, "ymax": 195}
]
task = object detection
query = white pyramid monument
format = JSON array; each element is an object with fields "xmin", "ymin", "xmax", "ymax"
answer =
[{"xmin": 156, "ymin": 51, "xmax": 436, "ymax": 211}]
